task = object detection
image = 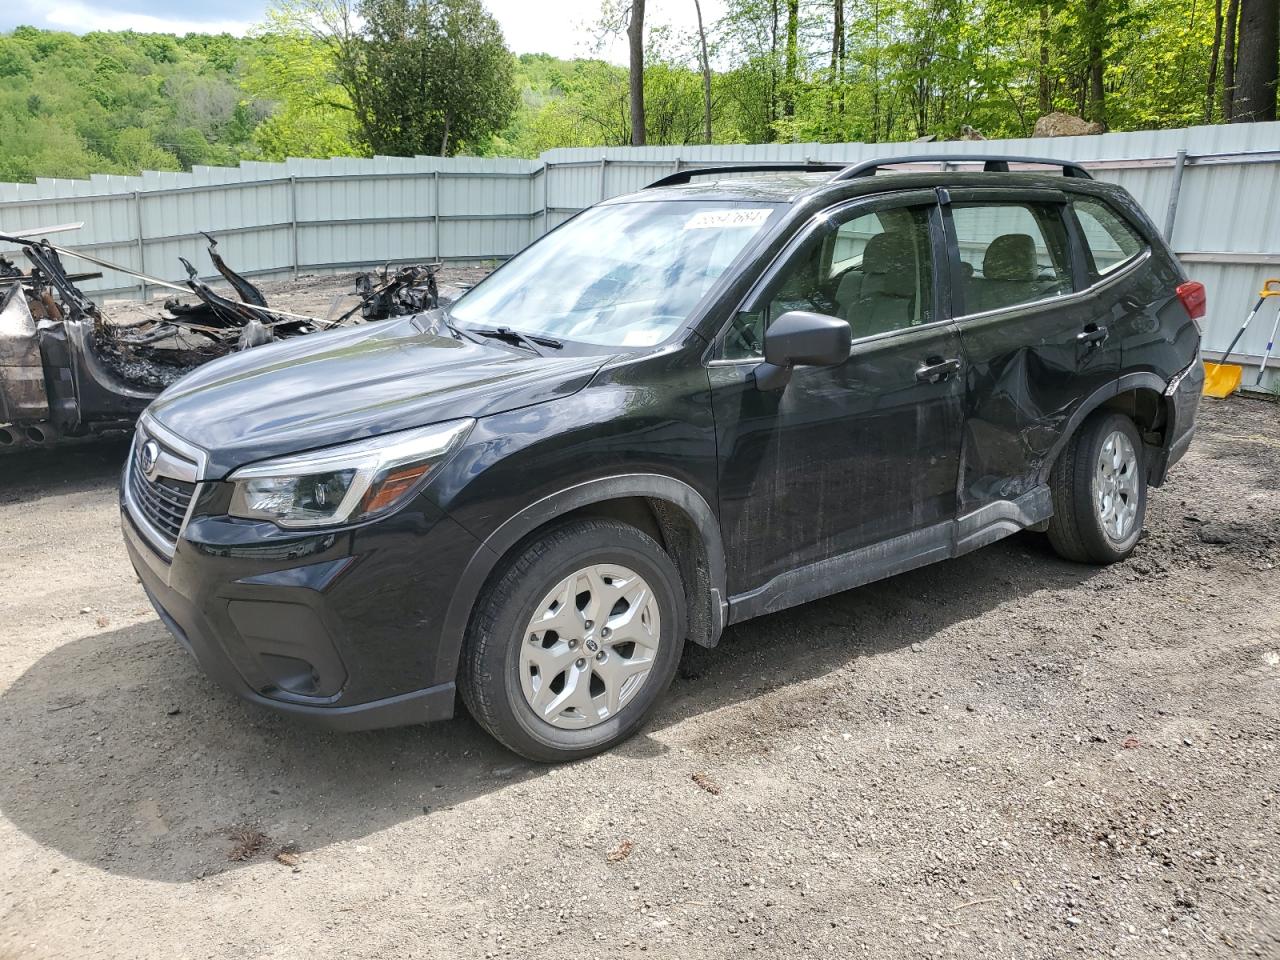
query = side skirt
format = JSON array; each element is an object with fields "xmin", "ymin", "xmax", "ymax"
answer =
[{"xmin": 726, "ymin": 485, "xmax": 1052, "ymax": 625}]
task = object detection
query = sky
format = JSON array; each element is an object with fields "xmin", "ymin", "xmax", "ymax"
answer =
[{"xmin": 0, "ymin": 0, "xmax": 727, "ymax": 64}]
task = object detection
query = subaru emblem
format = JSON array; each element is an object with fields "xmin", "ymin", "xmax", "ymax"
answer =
[{"xmin": 140, "ymin": 439, "xmax": 161, "ymax": 480}]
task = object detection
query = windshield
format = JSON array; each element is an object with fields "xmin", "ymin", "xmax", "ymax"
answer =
[{"xmin": 449, "ymin": 200, "xmax": 779, "ymax": 347}]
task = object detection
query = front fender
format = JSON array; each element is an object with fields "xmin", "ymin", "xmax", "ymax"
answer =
[{"xmin": 434, "ymin": 472, "xmax": 727, "ymax": 685}]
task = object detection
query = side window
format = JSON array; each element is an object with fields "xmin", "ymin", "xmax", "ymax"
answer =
[
  {"xmin": 950, "ymin": 203, "xmax": 1073, "ymax": 315},
  {"xmin": 1073, "ymin": 196, "xmax": 1146, "ymax": 275},
  {"xmin": 721, "ymin": 205, "xmax": 935, "ymax": 359}
]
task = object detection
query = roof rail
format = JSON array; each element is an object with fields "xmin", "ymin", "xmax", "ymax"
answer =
[
  {"xmin": 645, "ymin": 162, "xmax": 847, "ymax": 189},
  {"xmin": 833, "ymin": 154, "xmax": 1093, "ymax": 180}
]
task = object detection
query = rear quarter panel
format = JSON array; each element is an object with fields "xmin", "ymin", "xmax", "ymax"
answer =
[{"xmin": 1086, "ymin": 185, "xmax": 1200, "ymax": 381}]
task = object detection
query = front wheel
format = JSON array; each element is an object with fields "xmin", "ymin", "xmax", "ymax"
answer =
[
  {"xmin": 459, "ymin": 519, "xmax": 686, "ymax": 762},
  {"xmin": 1046, "ymin": 410, "xmax": 1148, "ymax": 564}
]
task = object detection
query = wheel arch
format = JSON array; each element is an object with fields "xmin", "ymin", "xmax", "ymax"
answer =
[
  {"xmin": 435, "ymin": 473, "xmax": 727, "ymax": 687},
  {"xmin": 1037, "ymin": 372, "xmax": 1171, "ymax": 487}
]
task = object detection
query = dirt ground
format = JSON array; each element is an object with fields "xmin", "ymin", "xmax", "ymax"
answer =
[{"xmin": 0, "ymin": 397, "xmax": 1277, "ymax": 960}]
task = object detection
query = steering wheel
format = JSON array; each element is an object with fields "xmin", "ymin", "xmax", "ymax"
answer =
[{"xmin": 805, "ymin": 290, "xmax": 840, "ymax": 315}]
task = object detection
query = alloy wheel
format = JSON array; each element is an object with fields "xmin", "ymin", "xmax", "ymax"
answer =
[
  {"xmin": 1094, "ymin": 429, "xmax": 1139, "ymax": 541},
  {"xmin": 518, "ymin": 563, "xmax": 662, "ymax": 729}
]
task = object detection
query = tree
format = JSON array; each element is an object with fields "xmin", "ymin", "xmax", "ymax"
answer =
[
  {"xmin": 0, "ymin": 27, "xmax": 260, "ymax": 180},
  {"xmin": 1222, "ymin": 0, "xmax": 1239, "ymax": 119},
  {"xmin": 113, "ymin": 128, "xmax": 181, "ymax": 172},
  {"xmin": 358, "ymin": 0, "xmax": 517, "ymax": 155},
  {"xmin": 628, "ymin": 0, "xmax": 646, "ymax": 145},
  {"xmin": 243, "ymin": 26, "xmax": 361, "ymax": 159},
  {"xmin": 1207, "ymin": 0, "xmax": 1223, "ymax": 122},
  {"xmin": 693, "ymin": 0, "xmax": 713, "ymax": 142},
  {"xmin": 830, "ymin": 0, "xmax": 845, "ymax": 117},
  {"xmin": 1038, "ymin": 5, "xmax": 1052, "ymax": 116},
  {"xmin": 504, "ymin": 58, "xmax": 631, "ymax": 152},
  {"xmin": 1232, "ymin": 0, "xmax": 1279, "ymax": 121},
  {"xmin": 264, "ymin": 0, "xmax": 515, "ymax": 157},
  {"xmin": 0, "ymin": 0, "xmax": 1252, "ymax": 184},
  {"xmin": 782, "ymin": 0, "xmax": 799, "ymax": 118},
  {"xmin": 261, "ymin": 0, "xmax": 377, "ymax": 150},
  {"xmin": 1084, "ymin": 0, "xmax": 1106, "ymax": 124},
  {"xmin": 715, "ymin": 0, "xmax": 785, "ymax": 139}
]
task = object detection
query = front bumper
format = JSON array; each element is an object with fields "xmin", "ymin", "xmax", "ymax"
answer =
[{"xmin": 121, "ymin": 482, "xmax": 483, "ymax": 731}]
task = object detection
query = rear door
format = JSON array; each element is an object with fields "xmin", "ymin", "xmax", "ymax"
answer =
[{"xmin": 942, "ymin": 188, "xmax": 1120, "ymax": 518}]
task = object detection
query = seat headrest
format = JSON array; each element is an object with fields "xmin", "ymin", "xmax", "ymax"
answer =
[
  {"xmin": 861, "ymin": 232, "xmax": 911, "ymax": 275},
  {"xmin": 983, "ymin": 234, "xmax": 1038, "ymax": 282},
  {"xmin": 858, "ymin": 231, "xmax": 916, "ymax": 299}
]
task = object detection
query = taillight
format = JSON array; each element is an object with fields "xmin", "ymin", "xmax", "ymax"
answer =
[{"xmin": 1176, "ymin": 280, "xmax": 1206, "ymax": 329}]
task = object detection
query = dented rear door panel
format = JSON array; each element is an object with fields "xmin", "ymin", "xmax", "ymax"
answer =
[
  {"xmin": 943, "ymin": 193, "xmax": 1121, "ymax": 515},
  {"xmin": 951, "ymin": 295, "xmax": 1119, "ymax": 511}
]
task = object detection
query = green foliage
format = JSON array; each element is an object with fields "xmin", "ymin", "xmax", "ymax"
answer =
[
  {"xmin": 242, "ymin": 22, "xmax": 361, "ymax": 161},
  {"xmin": 0, "ymin": 112, "xmax": 111, "ymax": 182},
  {"xmin": 0, "ymin": 0, "xmax": 1238, "ymax": 183},
  {"xmin": 715, "ymin": 0, "xmax": 1224, "ymax": 142},
  {"xmin": 356, "ymin": 0, "xmax": 519, "ymax": 156},
  {"xmin": 487, "ymin": 50, "xmax": 745, "ymax": 155},
  {"xmin": 489, "ymin": 57, "xmax": 630, "ymax": 153},
  {"xmin": 1104, "ymin": 0, "xmax": 1217, "ymax": 129},
  {"xmin": 0, "ymin": 27, "xmax": 263, "ymax": 181}
]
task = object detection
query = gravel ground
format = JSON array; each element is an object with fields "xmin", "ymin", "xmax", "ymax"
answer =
[{"xmin": 0, "ymin": 397, "xmax": 1277, "ymax": 960}]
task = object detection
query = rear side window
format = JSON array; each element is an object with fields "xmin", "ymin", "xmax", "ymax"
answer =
[
  {"xmin": 1073, "ymin": 197, "xmax": 1146, "ymax": 275},
  {"xmin": 950, "ymin": 203, "xmax": 1074, "ymax": 315}
]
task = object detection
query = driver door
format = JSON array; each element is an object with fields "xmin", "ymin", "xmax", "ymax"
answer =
[{"xmin": 709, "ymin": 191, "xmax": 966, "ymax": 610}]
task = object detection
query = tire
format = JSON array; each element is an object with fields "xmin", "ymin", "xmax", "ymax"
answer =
[
  {"xmin": 459, "ymin": 518, "xmax": 686, "ymax": 762},
  {"xmin": 1046, "ymin": 410, "xmax": 1147, "ymax": 564}
]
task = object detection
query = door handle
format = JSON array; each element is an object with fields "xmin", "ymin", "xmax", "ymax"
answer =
[
  {"xmin": 1077, "ymin": 323, "xmax": 1109, "ymax": 347},
  {"xmin": 915, "ymin": 357, "xmax": 961, "ymax": 383}
]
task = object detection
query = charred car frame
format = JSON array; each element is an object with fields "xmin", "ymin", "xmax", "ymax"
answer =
[{"xmin": 0, "ymin": 229, "xmax": 447, "ymax": 448}]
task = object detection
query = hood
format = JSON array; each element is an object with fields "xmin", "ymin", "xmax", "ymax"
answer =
[{"xmin": 148, "ymin": 316, "xmax": 608, "ymax": 477}]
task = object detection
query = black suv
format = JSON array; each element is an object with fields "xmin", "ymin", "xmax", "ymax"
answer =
[{"xmin": 121, "ymin": 155, "xmax": 1204, "ymax": 761}]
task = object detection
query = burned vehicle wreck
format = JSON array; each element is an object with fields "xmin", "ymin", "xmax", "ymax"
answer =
[{"xmin": 0, "ymin": 230, "xmax": 448, "ymax": 449}]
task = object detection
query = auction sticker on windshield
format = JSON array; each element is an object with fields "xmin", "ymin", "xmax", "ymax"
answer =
[{"xmin": 683, "ymin": 208, "xmax": 773, "ymax": 230}]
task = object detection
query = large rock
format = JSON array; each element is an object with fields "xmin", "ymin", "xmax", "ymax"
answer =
[{"xmin": 1033, "ymin": 112, "xmax": 1104, "ymax": 137}]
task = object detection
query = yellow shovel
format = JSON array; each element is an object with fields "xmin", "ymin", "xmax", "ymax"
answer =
[{"xmin": 1204, "ymin": 279, "xmax": 1280, "ymax": 398}]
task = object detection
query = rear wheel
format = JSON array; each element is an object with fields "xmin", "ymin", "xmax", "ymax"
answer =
[
  {"xmin": 1047, "ymin": 411, "xmax": 1147, "ymax": 564},
  {"xmin": 459, "ymin": 519, "xmax": 685, "ymax": 762}
]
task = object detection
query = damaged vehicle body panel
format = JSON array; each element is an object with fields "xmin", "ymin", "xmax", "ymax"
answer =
[
  {"xmin": 0, "ymin": 229, "xmax": 449, "ymax": 448},
  {"xmin": 1, "ymin": 239, "xmax": 146, "ymax": 443},
  {"xmin": 0, "ymin": 283, "xmax": 53, "ymax": 430}
]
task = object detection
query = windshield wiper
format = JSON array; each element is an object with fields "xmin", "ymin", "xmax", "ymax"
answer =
[
  {"xmin": 438, "ymin": 311, "xmax": 483, "ymax": 344},
  {"xmin": 467, "ymin": 326, "xmax": 563, "ymax": 355}
]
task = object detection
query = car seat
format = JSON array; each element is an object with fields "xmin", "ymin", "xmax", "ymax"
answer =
[{"xmin": 842, "ymin": 232, "xmax": 916, "ymax": 336}]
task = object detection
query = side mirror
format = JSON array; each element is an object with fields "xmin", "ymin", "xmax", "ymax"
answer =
[{"xmin": 754, "ymin": 310, "xmax": 852, "ymax": 390}]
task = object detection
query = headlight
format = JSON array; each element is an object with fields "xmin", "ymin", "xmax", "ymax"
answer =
[{"xmin": 227, "ymin": 419, "xmax": 474, "ymax": 528}]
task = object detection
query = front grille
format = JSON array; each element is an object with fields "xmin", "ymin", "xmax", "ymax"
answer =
[{"xmin": 126, "ymin": 433, "xmax": 197, "ymax": 550}]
